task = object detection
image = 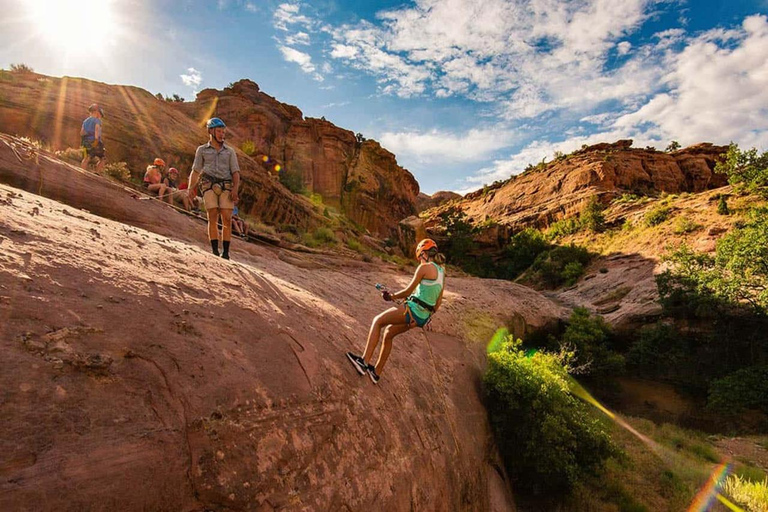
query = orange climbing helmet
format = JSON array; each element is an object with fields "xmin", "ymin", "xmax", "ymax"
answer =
[
  {"xmin": 415, "ymin": 238, "xmax": 438, "ymax": 259},
  {"xmin": 153, "ymin": 158, "xmax": 166, "ymax": 167}
]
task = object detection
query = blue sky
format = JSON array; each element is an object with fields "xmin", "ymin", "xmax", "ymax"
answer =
[{"xmin": 1, "ymin": 0, "xmax": 767, "ymax": 194}]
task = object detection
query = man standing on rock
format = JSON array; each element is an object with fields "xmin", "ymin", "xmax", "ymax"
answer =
[
  {"xmin": 187, "ymin": 117, "xmax": 241, "ymax": 259},
  {"xmin": 80, "ymin": 103, "xmax": 105, "ymax": 173}
]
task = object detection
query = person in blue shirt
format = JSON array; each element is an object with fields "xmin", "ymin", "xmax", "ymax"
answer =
[{"xmin": 80, "ymin": 103, "xmax": 105, "ymax": 173}]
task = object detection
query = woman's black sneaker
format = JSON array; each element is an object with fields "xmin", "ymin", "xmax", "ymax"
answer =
[
  {"xmin": 367, "ymin": 365, "xmax": 380, "ymax": 384},
  {"xmin": 346, "ymin": 352, "xmax": 367, "ymax": 375}
]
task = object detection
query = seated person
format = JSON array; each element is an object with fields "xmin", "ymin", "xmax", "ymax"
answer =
[
  {"xmin": 179, "ymin": 182, "xmax": 202, "ymax": 212},
  {"xmin": 163, "ymin": 167, "xmax": 182, "ymax": 206},
  {"xmin": 232, "ymin": 205, "xmax": 249, "ymax": 238},
  {"xmin": 143, "ymin": 164, "xmax": 166, "ymax": 198}
]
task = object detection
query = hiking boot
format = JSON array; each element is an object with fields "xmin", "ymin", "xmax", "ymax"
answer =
[
  {"xmin": 367, "ymin": 365, "xmax": 380, "ymax": 384},
  {"xmin": 221, "ymin": 253, "xmax": 230, "ymax": 260},
  {"xmin": 346, "ymin": 352, "xmax": 367, "ymax": 376}
]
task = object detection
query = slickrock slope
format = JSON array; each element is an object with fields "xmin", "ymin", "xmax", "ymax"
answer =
[
  {"xmin": 0, "ymin": 148, "xmax": 567, "ymax": 511},
  {"xmin": 177, "ymin": 79, "xmax": 420, "ymax": 237},
  {"xmin": 424, "ymin": 140, "xmax": 727, "ymax": 232}
]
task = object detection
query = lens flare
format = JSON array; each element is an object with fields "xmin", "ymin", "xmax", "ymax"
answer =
[
  {"xmin": 687, "ymin": 462, "xmax": 734, "ymax": 512},
  {"xmin": 486, "ymin": 327, "xmax": 508, "ymax": 353},
  {"xmin": 262, "ymin": 155, "xmax": 269, "ymax": 163},
  {"xmin": 274, "ymin": 164, "xmax": 282, "ymax": 172}
]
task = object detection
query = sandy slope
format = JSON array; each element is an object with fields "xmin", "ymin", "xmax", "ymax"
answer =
[{"xmin": 0, "ymin": 169, "xmax": 565, "ymax": 511}]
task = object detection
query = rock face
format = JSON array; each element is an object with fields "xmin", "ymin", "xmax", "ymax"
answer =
[
  {"xmin": 425, "ymin": 140, "xmax": 728, "ymax": 235},
  {"xmin": 0, "ymin": 152, "xmax": 569, "ymax": 508},
  {"xmin": 417, "ymin": 190, "xmax": 462, "ymax": 212},
  {"xmin": 0, "ymin": 73, "xmax": 418, "ymax": 237},
  {"xmin": 177, "ymin": 79, "xmax": 419, "ymax": 237}
]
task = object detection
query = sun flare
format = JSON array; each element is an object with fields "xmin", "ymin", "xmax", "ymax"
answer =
[{"xmin": 25, "ymin": 0, "xmax": 117, "ymax": 58}]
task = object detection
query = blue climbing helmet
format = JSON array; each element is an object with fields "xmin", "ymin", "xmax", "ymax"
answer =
[{"xmin": 206, "ymin": 117, "xmax": 226, "ymax": 129}]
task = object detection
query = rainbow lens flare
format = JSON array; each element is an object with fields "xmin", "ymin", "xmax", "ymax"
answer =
[{"xmin": 687, "ymin": 462, "xmax": 735, "ymax": 512}]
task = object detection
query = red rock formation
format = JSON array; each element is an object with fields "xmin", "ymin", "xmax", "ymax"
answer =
[
  {"xmin": 0, "ymin": 148, "xmax": 566, "ymax": 509},
  {"xmin": 417, "ymin": 190, "xmax": 462, "ymax": 212},
  {"xmin": 426, "ymin": 140, "xmax": 728, "ymax": 236},
  {"xmin": 176, "ymin": 80, "xmax": 419, "ymax": 237}
]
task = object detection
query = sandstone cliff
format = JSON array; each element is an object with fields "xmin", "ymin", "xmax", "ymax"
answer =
[
  {"xmin": 424, "ymin": 140, "xmax": 728, "ymax": 234},
  {"xmin": 176, "ymin": 79, "xmax": 419, "ymax": 237},
  {"xmin": 0, "ymin": 137, "xmax": 570, "ymax": 510}
]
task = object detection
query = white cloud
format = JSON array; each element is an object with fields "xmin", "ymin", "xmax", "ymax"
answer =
[
  {"xmin": 285, "ymin": 31, "xmax": 310, "ymax": 46},
  {"xmin": 326, "ymin": 0, "xmax": 659, "ymax": 106},
  {"xmin": 615, "ymin": 14, "xmax": 768, "ymax": 149},
  {"xmin": 380, "ymin": 127, "xmax": 517, "ymax": 164},
  {"xmin": 617, "ymin": 41, "xmax": 632, "ymax": 55},
  {"xmin": 245, "ymin": 2, "xmax": 258, "ymax": 13},
  {"xmin": 278, "ymin": 45, "xmax": 324, "ymax": 81},
  {"xmin": 180, "ymin": 67, "xmax": 202, "ymax": 91},
  {"xmin": 274, "ymin": 2, "xmax": 313, "ymax": 31}
]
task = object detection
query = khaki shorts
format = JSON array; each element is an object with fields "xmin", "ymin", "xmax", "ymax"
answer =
[{"xmin": 203, "ymin": 188, "xmax": 234, "ymax": 210}]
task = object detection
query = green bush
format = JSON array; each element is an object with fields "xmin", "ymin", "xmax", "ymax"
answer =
[
  {"xmin": 499, "ymin": 228, "xmax": 551, "ymax": 278},
  {"xmin": 715, "ymin": 144, "xmax": 768, "ymax": 197},
  {"xmin": 104, "ymin": 161, "xmax": 131, "ymax": 181},
  {"xmin": 279, "ymin": 168, "xmax": 305, "ymax": 194},
  {"xmin": 613, "ymin": 193, "xmax": 642, "ymax": 204},
  {"xmin": 241, "ymin": 140, "xmax": 256, "ymax": 156},
  {"xmin": 722, "ymin": 474, "xmax": 768, "ymax": 512},
  {"xmin": 672, "ymin": 216, "xmax": 702, "ymax": 235},
  {"xmin": 627, "ymin": 323, "xmax": 686, "ymax": 376},
  {"xmin": 708, "ymin": 366, "xmax": 768, "ymax": 413},
  {"xmin": 56, "ymin": 147, "xmax": 84, "ymax": 164},
  {"xmin": 644, "ymin": 205, "xmax": 671, "ymax": 226},
  {"xmin": 581, "ymin": 197, "xmax": 605, "ymax": 233},
  {"xmin": 346, "ymin": 238, "xmax": 362, "ymax": 252},
  {"xmin": 484, "ymin": 334, "xmax": 616, "ymax": 494},
  {"xmin": 530, "ymin": 244, "xmax": 591, "ymax": 288},
  {"xmin": 312, "ymin": 226, "xmax": 337, "ymax": 244},
  {"xmin": 718, "ymin": 195, "xmax": 731, "ymax": 215},
  {"xmin": 553, "ymin": 308, "xmax": 624, "ymax": 376},
  {"xmin": 546, "ymin": 217, "xmax": 581, "ymax": 240}
]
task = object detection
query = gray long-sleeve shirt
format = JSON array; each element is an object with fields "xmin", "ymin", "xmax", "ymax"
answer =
[{"xmin": 192, "ymin": 142, "xmax": 240, "ymax": 181}]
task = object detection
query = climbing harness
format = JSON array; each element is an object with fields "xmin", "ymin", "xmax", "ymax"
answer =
[{"xmin": 199, "ymin": 176, "xmax": 232, "ymax": 196}]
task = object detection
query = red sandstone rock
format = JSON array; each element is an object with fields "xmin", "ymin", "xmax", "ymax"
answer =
[
  {"xmin": 0, "ymin": 142, "xmax": 564, "ymax": 510},
  {"xmin": 177, "ymin": 80, "xmax": 419, "ymax": 237},
  {"xmin": 425, "ymin": 140, "xmax": 728, "ymax": 235}
]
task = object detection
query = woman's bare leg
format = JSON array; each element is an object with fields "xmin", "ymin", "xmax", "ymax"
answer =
[
  {"xmin": 362, "ymin": 306, "xmax": 408, "ymax": 364},
  {"xmin": 375, "ymin": 323, "xmax": 411, "ymax": 374}
]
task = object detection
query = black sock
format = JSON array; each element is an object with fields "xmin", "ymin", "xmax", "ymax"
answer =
[
  {"xmin": 222, "ymin": 241, "xmax": 230, "ymax": 258},
  {"xmin": 211, "ymin": 239, "xmax": 219, "ymax": 256}
]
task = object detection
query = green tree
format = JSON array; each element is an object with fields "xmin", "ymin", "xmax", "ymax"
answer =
[
  {"xmin": 554, "ymin": 308, "xmax": 624, "ymax": 376},
  {"xmin": 665, "ymin": 140, "xmax": 681, "ymax": 152},
  {"xmin": 500, "ymin": 228, "xmax": 550, "ymax": 278},
  {"xmin": 717, "ymin": 195, "xmax": 730, "ymax": 215},
  {"xmin": 580, "ymin": 197, "xmax": 605, "ymax": 233},
  {"xmin": 279, "ymin": 168, "xmax": 305, "ymax": 194},
  {"xmin": 715, "ymin": 144, "xmax": 768, "ymax": 197},
  {"xmin": 484, "ymin": 334, "xmax": 616, "ymax": 494},
  {"xmin": 438, "ymin": 207, "xmax": 476, "ymax": 261}
]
